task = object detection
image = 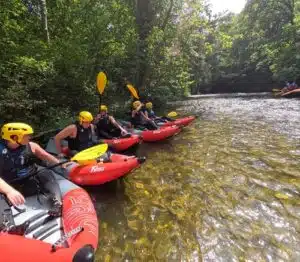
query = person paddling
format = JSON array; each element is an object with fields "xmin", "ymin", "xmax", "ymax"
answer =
[
  {"xmin": 144, "ymin": 102, "xmax": 173, "ymax": 123},
  {"xmin": 131, "ymin": 100, "xmax": 159, "ymax": 130},
  {"xmin": 54, "ymin": 111, "xmax": 98, "ymax": 156},
  {"xmin": 0, "ymin": 123, "xmax": 62, "ymax": 235},
  {"xmin": 94, "ymin": 105, "xmax": 130, "ymax": 139}
]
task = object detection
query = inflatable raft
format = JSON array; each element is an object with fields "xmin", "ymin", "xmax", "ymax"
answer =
[
  {"xmin": 46, "ymin": 138, "xmax": 145, "ymax": 186},
  {"xmin": 102, "ymin": 134, "xmax": 141, "ymax": 152},
  {"xmin": 118, "ymin": 121, "xmax": 181, "ymax": 142},
  {"xmin": 136, "ymin": 125, "xmax": 181, "ymax": 142},
  {"xmin": 63, "ymin": 153, "xmax": 145, "ymax": 186},
  {"xmin": 281, "ymin": 88, "xmax": 300, "ymax": 98},
  {"xmin": 0, "ymin": 173, "xmax": 98, "ymax": 262},
  {"xmin": 158, "ymin": 116, "xmax": 196, "ymax": 127}
]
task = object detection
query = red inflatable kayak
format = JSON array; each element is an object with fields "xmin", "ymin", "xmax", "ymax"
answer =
[
  {"xmin": 64, "ymin": 153, "xmax": 145, "ymax": 186},
  {"xmin": 103, "ymin": 134, "xmax": 141, "ymax": 152},
  {"xmin": 45, "ymin": 138, "xmax": 145, "ymax": 186},
  {"xmin": 159, "ymin": 116, "xmax": 196, "ymax": 127},
  {"xmin": 133, "ymin": 125, "xmax": 181, "ymax": 142},
  {"xmin": 0, "ymin": 174, "xmax": 98, "ymax": 262}
]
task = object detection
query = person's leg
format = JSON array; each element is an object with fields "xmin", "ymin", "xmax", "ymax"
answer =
[
  {"xmin": 35, "ymin": 169, "xmax": 62, "ymax": 217},
  {"xmin": 161, "ymin": 116, "xmax": 173, "ymax": 121},
  {"xmin": 145, "ymin": 121, "xmax": 159, "ymax": 130},
  {"xmin": 110, "ymin": 128, "xmax": 121, "ymax": 137},
  {"xmin": 36, "ymin": 169, "xmax": 61, "ymax": 200},
  {"xmin": 98, "ymin": 129, "xmax": 114, "ymax": 139}
]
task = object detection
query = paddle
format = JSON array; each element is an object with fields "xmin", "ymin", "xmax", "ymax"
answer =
[
  {"xmin": 97, "ymin": 71, "xmax": 108, "ymax": 107},
  {"xmin": 11, "ymin": 144, "xmax": 109, "ymax": 183},
  {"xmin": 71, "ymin": 143, "xmax": 108, "ymax": 165},
  {"xmin": 167, "ymin": 111, "xmax": 178, "ymax": 118},
  {"xmin": 126, "ymin": 83, "xmax": 140, "ymax": 99},
  {"xmin": 126, "ymin": 83, "xmax": 178, "ymax": 119}
]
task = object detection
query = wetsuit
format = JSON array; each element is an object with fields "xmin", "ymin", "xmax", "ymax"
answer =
[
  {"xmin": 131, "ymin": 108, "xmax": 158, "ymax": 130},
  {"xmin": 0, "ymin": 140, "xmax": 61, "ymax": 227},
  {"xmin": 95, "ymin": 115, "xmax": 121, "ymax": 139},
  {"xmin": 146, "ymin": 109, "xmax": 156, "ymax": 119},
  {"xmin": 67, "ymin": 122, "xmax": 96, "ymax": 154},
  {"xmin": 145, "ymin": 109, "xmax": 171, "ymax": 122}
]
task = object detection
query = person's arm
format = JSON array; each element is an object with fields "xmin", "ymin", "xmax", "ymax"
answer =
[
  {"xmin": 140, "ymin": 111, "xmax": 151, "ymax": 121},
  {"xmin": 54, "ymin": 125, "xmax": 75, "ymax": 154},
  {"xmin": 0, "ymin": 178, "xmax": 25, "ymax": 206},
  {"xmin": 93, "ymin": 114, "xmax": 100, "ymax": 124},
  {"xmin": 144, "ymin": 110, "xmax": 149, "ymax": 118},
  {"xmin": 30, "ymin": 142, "xmax": 60, "ymax": 165},
  {"xmin": 132, "ymin": 104, "xmax": 143, "ymax": 117},
  {"xmin": 109, "ymin": 116, "xmax": 128, "ymax": 134},
  {"xmin": 91, "ymin": 124, "xmax": 96, "ymax": 137}
]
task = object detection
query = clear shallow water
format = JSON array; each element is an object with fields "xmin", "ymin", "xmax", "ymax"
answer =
[{"xmin": 93, "ymin": 96, "xmax": 300, "ymax": 261}]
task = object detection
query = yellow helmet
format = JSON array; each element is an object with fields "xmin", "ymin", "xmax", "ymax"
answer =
[
  {"xmin": 1, "ymin": 122, "xmax": 34, "ymax": 143},
  {"xmin": 145, "ymin": 102, "xmax": 153, "ymax": 109},
  {"xmin": 133, "ymin": 100, "xmax": 141, "ymax": 109},
  {"xmin": 79, "ymin": 111, "xmax": 93, "ymax": 124},
  {"xmin": 100, "ymin": 105, "xmax": 108, "ymax": 112}
]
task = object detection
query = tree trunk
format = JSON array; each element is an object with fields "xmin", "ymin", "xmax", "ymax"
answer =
[
  {"xmin": 39, "ymin": 0, "xmax": 50, "ymax": 43},
  {"xmin": 134, "ymin": 0, "xmax": 174, "ymax": 94}
]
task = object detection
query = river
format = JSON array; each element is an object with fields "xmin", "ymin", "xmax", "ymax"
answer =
[{"xmin": 93, "ymin": 95, "xmax": 300, "ymax": 261}]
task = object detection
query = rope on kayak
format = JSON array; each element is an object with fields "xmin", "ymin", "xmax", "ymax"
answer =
[{"xmin": 51, "ymin": 226, "xmax": 84, "ymax": 252}]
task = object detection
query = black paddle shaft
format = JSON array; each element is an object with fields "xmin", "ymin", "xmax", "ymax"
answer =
[{"xmin": 10, "ymin": 160, "xmax": 69, "ymax": 184}]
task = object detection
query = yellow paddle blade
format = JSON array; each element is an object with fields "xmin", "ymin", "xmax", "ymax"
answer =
[
  {"xmin": 71, "ymin": 144, "xmax": 108, "ymax": 163},
  {"xmin": 167, "ymin": 111, "xmax": 178, "ymax": 118},
  {"xmin": 97, "ymin": 72, "xmax": 107, "ymax": 95},
  {"xmin": 126, "ymin": 84, "xmax": 139, "ymax": 99}
]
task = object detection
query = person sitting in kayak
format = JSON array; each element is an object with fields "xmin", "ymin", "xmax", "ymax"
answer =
[
  {"xmin": 0, "ymin": 123, "xmax": 63, "ymax": 235},
  {"xmin": 291, "ymin": 82, "xmax": 298, "ymax": 89},
  {"xmin": 131, "ymin": 100, "xmax": 158, "ymax": 130},
  {"xmin": 281, "ymin": 81, "xmax": 298, "ymax": 94},
  {"xmin": 94, "ymin": 105, "xmax": 130, "ymax": 139},
  {"xmin": 55, "ymin": 111, "xmax": 98, "ymax": 157},
  {"xmin": 144, "ymin": 102, "xmax": 173, "ymax": 123}
]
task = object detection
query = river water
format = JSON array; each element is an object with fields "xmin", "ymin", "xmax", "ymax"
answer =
[{"xmin": 93, "ymin": 95, "xmax": 300, "ymax": 261}]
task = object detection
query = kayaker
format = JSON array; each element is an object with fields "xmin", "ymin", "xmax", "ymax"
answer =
[
  {"xmin": 144, "ymin": 102, "xmax": 173, "ymax": 123},
  {"xmin": 0, "ymin": 123, "xmax": 62, "ymax": 235},
  {"xmin": 131, "ymin": 100, "xmax": 158, "ymax": 130},
  {"xmin": 54, "ymin": 111, "xmax": 98, "ymax": 156},
  {"xmin": 291, "ymin": 82, "xmax": 298, "ymax": 89},
  {"xmin": 94, "ymin": 105, "xmax": 130, "ymax": 139},
  {"xmin": 281, "ymin": 81, "xmax": 298, "ymax": 94}
]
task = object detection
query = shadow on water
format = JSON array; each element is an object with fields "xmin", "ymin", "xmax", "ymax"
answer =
[{"xmin": 93, "ymin": 95, "xmax": 300, "ymax": 261}]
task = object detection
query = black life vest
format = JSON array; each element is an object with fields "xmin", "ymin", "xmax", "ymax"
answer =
[
  {"xmin": 131, "ymin": 110, "xmax": 144, "ymax": 126},
  {"xmin": 67, "ymin": 122, "xmax": 94, "ymax": 151},
  {"xmin": 146, "ymin": 109, "xmax": 156, "ymax": 118},
  {"xmin": 0, "ymin": 140, "xmax": 37, "ymax": 183},
  {"xmin": 95, "ymin": 114, "xmax": 113, "ymax": 135}
]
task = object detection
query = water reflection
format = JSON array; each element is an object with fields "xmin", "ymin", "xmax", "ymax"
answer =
[{"xmin": 94, "ymin": 97, "xmax": 300, "ymax": 261}]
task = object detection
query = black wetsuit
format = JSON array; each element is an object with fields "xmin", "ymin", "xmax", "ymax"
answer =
[
  {"xmin": 0, "ymin": 140, "xmax": 61, "ymax": 226},
  {"xmin": 146, "ymin": 109, "xmax": 172, "ymax": 122},
  {"xmin": 67, "ymin": 122, "xmax": 96, "ymax": 154},
  {"xmin": 131, "ymin": 108, "xmax": 158, "ymax": 130},
  {"xmin": 95, "ymin": 115, "xmax": 121, "ymax": 139}
]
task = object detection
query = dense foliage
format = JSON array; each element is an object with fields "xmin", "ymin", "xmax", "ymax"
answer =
[{"xmin": 0, "ymin": 0, "xmax": 299, "ymax": 128}]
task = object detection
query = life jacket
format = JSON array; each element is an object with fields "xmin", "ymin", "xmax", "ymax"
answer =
[
  {"xmin": 95, "ymin": 114, "xmax": 114, "ymax": 135},
  {"xmin": 67, "ymin": 122, "xmax": 94, "ymax": 151},
  {"xmin": 131, "ymin": 110, "xmax": 143, "ymax": 126},
  {"xmin": 0, "ymin": 140, "xmax": 37, "ymax": 183},
  {"xmin": 146, "ymin": 109, "xmax": 156, "ymax": 119}
]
